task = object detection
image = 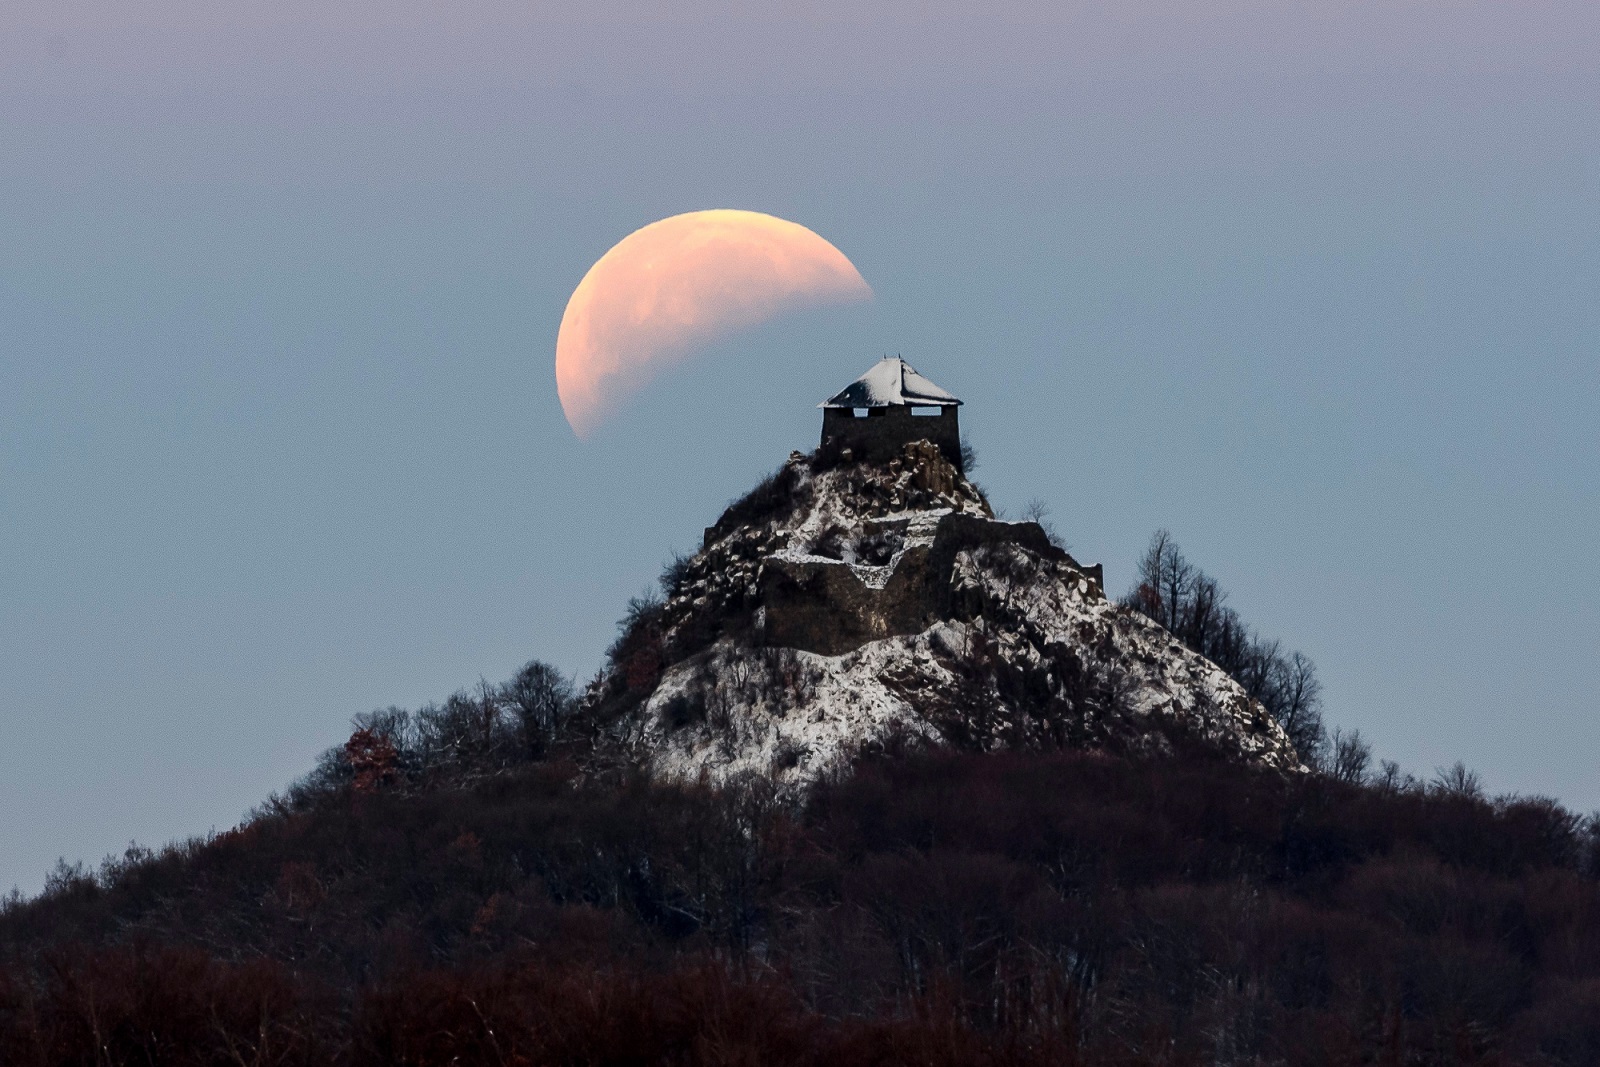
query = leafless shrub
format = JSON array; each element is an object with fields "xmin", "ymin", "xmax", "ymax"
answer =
[
  {"xmin": 1433, "ymin": 760, "xmax": 1485, "ymax": 798},
  {"xmin": 1373, "ymin": 758, "xmax": 1417, "ymax": 793},
  {"xmin": 1021, "ymin": 498, "xmax": 1069, "ymax": 551},
  {"xmin": 501, "ymin": 660, "xmax": 573, "ymax": 758},
  {"xmin": 709, "ymin": 461, "xmax": 810, "ymax": 541},
  {"xmin": 1123, "ymin": 530, "xmax": 1326, "ymax": 763},
  {"xmin": 1324, "ymin": 727, "xmax": 1373, "ymax": 784},
  {"xmin": 659, "ymin": 550, "xmax": 695, "ymax": 597}
]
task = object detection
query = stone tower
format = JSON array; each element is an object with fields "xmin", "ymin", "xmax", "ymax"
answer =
[{"xmin": 818, "ymin": 356, "xmax": 963, "ymax": 470}]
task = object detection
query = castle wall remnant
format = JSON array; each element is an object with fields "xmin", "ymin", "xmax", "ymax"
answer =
[
  {"xmin": 817, "ymin": 356, "xmax": 965, "ymax": 471},
  {"xmin": 760, "ymin": 511, "xmax": 1105, "ymax": 656},
  {"xmin": 820, "ymin": 405, "xmax": 963, "ymax": 470}
]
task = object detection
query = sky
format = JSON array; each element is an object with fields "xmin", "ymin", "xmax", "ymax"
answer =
[{"xmin": 2, "ymin": 0, "xmax": 1597, "ymax": 895}]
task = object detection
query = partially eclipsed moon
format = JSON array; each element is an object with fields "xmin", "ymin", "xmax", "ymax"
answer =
[{"xmin": 555, "ymin": 209, "xmax": 872, "ymax": 437}]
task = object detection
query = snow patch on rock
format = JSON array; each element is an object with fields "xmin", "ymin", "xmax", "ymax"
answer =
[{"xmin": 592, "ymin": 442, "xmax": 1304, "ymax": 791}]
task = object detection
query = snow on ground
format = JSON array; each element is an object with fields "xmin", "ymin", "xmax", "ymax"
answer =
[{"xmin": 610, "ymin": 444, "xmax": 1303, "ymax": 790}]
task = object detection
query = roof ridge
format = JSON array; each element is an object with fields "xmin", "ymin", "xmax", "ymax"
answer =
[{"xmin": 818, "ymin": 356, "xmax": 961, "ymax": 409}]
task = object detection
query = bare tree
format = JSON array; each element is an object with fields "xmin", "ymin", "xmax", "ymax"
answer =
[
  {"xmin": 1272, "ymin": 651, "xmax": 1325, "ymax": 764},
  {"xmin": 1432, "ymin": 761, "xmax": 1483, "ymax": 798},
  {"xmin": 1021, "ymin": 499, "xmax": 1068, "ymax": 550},
  {"xmin": 1123, "ymin": 530, "xmax": 1327, "ymax": 764},
  {"xmin": 959, "ymin": 438, "xmax": 979, "ymax": 473},
  {"xmin": 501, "ymin": 660, "xmax": 572, "ymax": 758},
  {"xmin": 1325, "ymin": 728, "xmax": 1372, "ymax": 784}
]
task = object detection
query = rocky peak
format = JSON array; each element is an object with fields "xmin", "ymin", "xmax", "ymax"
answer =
[{"xmin": 589, "ymin": 441, "xmax": 1303, "ymax": 789}]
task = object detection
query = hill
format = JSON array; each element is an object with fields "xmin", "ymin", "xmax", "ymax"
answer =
[
  {"xmin": 3, "ymin": 446, "xmax": 1599, "ymax": 1066},
  {"xmin": 5, "ymin": 751, "xmax": 1600, "ymax": 1065},
  {"xmin": 584, "ymin": 441, "xmax": 1301, "ymax": 786}
]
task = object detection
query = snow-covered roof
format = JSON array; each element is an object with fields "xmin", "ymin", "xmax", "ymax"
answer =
[{"xmin": 818, "ymin": 357, "xmax": 962, "ymax": 409}]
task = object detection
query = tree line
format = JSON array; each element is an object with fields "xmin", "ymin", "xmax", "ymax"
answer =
[
  {"xmin": 7, "ymin": 525, "xmax": 1594, "ymax": 1063},
  {"xmin": 1122, "ymin": 529, "xmax": 1341, "ymax": 766},
  {"xmin": 5, "ymin": 747, "xmax": 1600, "ymax": 1065}
]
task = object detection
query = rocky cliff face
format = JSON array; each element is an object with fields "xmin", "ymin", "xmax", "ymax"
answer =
[{"xmin": 586, "ymin": 441, "xmax": 1302, "ymax": 788}]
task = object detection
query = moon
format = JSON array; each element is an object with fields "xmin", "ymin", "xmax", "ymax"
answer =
[{"xmin": 555, "ymin": 209, "xmax": 872, "ymax": 437}]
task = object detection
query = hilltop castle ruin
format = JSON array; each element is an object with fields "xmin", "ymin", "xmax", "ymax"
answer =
[{"xmin": 818, "ymin": 357, "xmax": 964, "ymax": 471}]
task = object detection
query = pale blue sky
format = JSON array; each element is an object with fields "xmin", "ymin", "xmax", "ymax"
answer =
[{"xmin": 3, "ymin": 1, "xmax": 1597, "ymax": 894}]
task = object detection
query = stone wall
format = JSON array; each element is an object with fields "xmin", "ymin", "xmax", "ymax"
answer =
[
  {"xmin": 760, "ymin": 512, "xmax": 1105, "ymax": 656},
  {"xmin": 820, "ymin": 406, "xmax": 963, "ymax": 471}
]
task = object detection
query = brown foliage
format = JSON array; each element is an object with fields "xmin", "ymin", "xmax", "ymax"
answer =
[
  {"xmin": 4, "ymin": 751, "xmax": 1599, "ymax": 1064},
  {"xmin": 0, "ymin": 943, "xmax": 335, "ymax": 1066},
  {"xmin": 344, "ymin": 728, "xmax": 399, "ymax": 795}
]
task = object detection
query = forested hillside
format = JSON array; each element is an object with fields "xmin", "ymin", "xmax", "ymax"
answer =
[
  {"xmin": 5, "ymin": 743, "xmax": 1600, "ymax": 1065},
  {"xmin": 5, "ymin": 499, "xmax": 1596, "ymax": 1065}
]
